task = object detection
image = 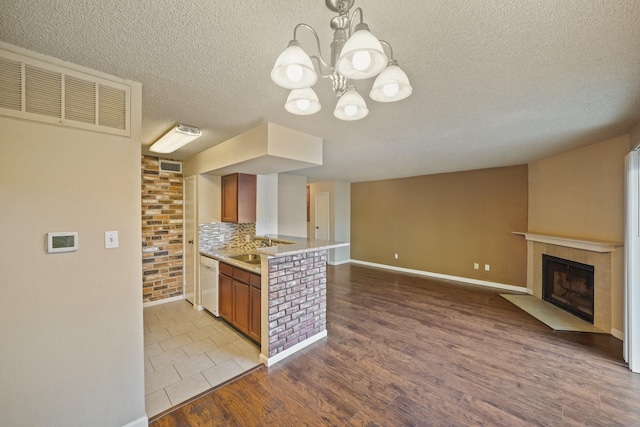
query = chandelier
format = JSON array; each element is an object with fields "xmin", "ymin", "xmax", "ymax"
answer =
[{"xmin": 270, "ymin": 0, "xmax": 412, "ymax": 121}]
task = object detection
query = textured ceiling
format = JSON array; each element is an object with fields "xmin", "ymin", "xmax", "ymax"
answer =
[{"xmin": 1, "ymin": 0, "xmax": 639, "ymax": 182}]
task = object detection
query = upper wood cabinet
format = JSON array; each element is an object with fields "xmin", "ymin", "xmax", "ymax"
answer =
[{"xmin": 221, "ymin": 173, "xmax": 256, "ymax": 223}]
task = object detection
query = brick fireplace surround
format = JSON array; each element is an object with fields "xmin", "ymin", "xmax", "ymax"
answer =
[{"xmin": 516, "ymin": 232, "xmax": 623, "ymax": 333}]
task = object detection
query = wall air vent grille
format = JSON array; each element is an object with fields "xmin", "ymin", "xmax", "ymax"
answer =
[
  {"xmin": 65, "ymin": 76, "xmax": 96, "ymax": 124},
  {"xmin": 0, "ymin": 57, "xmax": 22, "ymax": 111},
  {"xmin": 0, "ymin": 47, "xmax": 130, "ymax": 136},
  {"xmin": 98, "ymin": 84, "xmax": 126, "ymax": 130},
  {"xmin": 25, "ymin": 64, "xmax": 62, "ymax": 118},
  {"xmin": 159, "ymin": 160, "xmax": 182, "ymax": 174}
]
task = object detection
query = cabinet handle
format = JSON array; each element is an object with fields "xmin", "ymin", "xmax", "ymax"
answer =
[{"xmin": 188, "ymin": 240, "xmax": 194, "ymax": 244}]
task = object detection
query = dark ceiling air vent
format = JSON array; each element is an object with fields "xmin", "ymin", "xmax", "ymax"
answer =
[
  {"xmin": 159, "ymin": 160, "xmax": 182, "ymax": 174},
  {"xmin": 0, "ymin": 47, "xmax": 131, "ymax": 136}
]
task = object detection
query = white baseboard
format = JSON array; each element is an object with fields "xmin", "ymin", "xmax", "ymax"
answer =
[
  {"xmin": 611, "ymin": 328, "xmax": 624, "ymax": 341},
  {"xmin": 143, "ymin": 295, "xmax": 183, "ymax": 308},
  {"xmin": 122, "ymin": 415, "xmax": 148, "ymax": 427},
  {"xmin": 349, "ymin": 259, "xmax": 528, "ymax": 294},
  {"xmin": 328, "ymin": 258, "xmax": 351, "ymax": 266},
  {"xmin": 260, "ymin": 330, "xmax": 327, "ymax": 367}
]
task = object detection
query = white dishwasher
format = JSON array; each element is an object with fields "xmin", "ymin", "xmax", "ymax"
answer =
[{"xmin": 200, "ymin": 255, "xmax": 219, "ymax": 317}]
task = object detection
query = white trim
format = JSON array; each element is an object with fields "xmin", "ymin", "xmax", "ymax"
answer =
[
  {"xmin": 512, "ymin": 231, "xmax": 622, "ymax": 253},
  {"xmin": 349, "ymin": 259, "xmax": 528, "ymax": 294},
  {"xmin": 121, "ymin": 415, "xmax": 148, "ymax": 427},
  {"xmin": 260, "ymin": 330, "xmax": 327, "ymax": 367},
  {"xmin": 625, "ymin": 150, "xmax": 640, "ymax": 371},
  {"xmin": 143, "ymin": 295, "xmax": 183, "ymax": 308},
  {"xmin": 612, "ymin": 328, "xmax": 624, "ymax": 341},
  {"xmin": 328, "ymin": 258, "xmax": 351, "ymax": 266}
]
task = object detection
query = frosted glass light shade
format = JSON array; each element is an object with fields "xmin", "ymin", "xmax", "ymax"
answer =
[
  {"xmin": 369, "ymin": 64, "xmax": 413, "ymax": 102},
  {"xmin": 285, "ymin": 88, "xmax": 321, "ymax": 115},
  {"xmin": 334, "ymin": 88, "xmax": 368, "ymax": 121},
  {"xmin": 271, "ymin": 43, "xmax": 318, "ymax": 89},
  {"xmin": 149, "ymin": 125, "xmax": 201, "ymax": 153},
  {"xmin": 336, "ymin": 25, "xmax": 388, "ymax": 80}
]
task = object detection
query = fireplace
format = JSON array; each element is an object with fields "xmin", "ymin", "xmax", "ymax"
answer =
[{"xmin": 542, "ymin": 254, "xmax": 595, "ymax": 323}]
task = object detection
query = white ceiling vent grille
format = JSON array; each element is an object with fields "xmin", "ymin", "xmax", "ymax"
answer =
[
  {"xmin": 0, "ymin": 48, "xmax": 130, "ymax": 137},
  {"xmin": 159, "ymin": 160, "xmax": 182, "ymax": 174}
]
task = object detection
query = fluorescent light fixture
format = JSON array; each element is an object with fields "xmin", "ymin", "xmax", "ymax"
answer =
[{"xmin": 149, "ymin": 125, "xmax": 202, "ymax": 153}]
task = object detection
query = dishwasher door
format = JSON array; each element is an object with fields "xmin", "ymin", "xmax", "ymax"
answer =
[{"xmin": 200, "ymin": 255, "xmax": 219, "ymax": 316}]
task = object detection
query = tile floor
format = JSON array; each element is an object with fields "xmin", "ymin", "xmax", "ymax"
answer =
[
  {"xmin": 500, "ymin": 293, "xmax": 606, "ymax": 333},
  {"xmin": 144, "ymin": 300, "xmax": 261, "ymax": 418}
]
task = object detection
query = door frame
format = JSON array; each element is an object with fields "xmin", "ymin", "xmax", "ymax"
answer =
[{"xmin": 183, "ymin": 175, "xmax": 199, "ymax": 308}]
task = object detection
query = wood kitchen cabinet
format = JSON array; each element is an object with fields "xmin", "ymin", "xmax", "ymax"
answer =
[
  {"xmin": 232, "ymin": 280, "xmax": 250, "ymax": 334},
  {"xmin": 218, "ymin": 261, "xmax": 261, "ymax": 344},
  {"xmin": 249, "ymin": 286, "xmax": 261, "ymax": 342},
  {"xmin": 218, "ymin": 272, "xmax": 233, "ymax": 322},
  {"xmin": 221, "ymin": 173, "xmax": 256, "ymax": 223}
]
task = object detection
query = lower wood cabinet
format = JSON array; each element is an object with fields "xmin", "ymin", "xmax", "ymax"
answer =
[
  {"xmin": 249, "ymin": 286, "xmax": 261, "ymax": 342},
  {"xmin": 232, "ymin": 280, "xmax": 250, "ymax": 334},
  {"xmin": 219, "ymin": 273, "xmax": 233, "ymax": 322},
  {"xmin": 218, "ymin": 261, "xmax": 261, "ymax": 344}
]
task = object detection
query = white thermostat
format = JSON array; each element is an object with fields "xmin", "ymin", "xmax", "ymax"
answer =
[{"xmin": 47, "ymin": 232, "xmax": 78, "ymax": 253}]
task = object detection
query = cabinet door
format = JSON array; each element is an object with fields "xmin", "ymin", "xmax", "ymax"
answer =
[
  {"xmin": 233, "ymin": 280, "xmax": 250, "ymax": 334},
  {"xmin": 236, "ymin": 173, "xmax": 256, "ymax": 224},
  {"xmin": 218, "ymin": 273, "xmax": 233, "ymax": 322},
  {"xmin": 221, "ymin": 174, "xmax": 238, "ymax": 222},
  {"xmin": 249, "ymin": 286, "xmax": 261, "ymax": 343}
]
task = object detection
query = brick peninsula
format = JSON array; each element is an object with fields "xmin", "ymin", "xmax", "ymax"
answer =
[
  {"xmin": 256, "ymin": 235, "xmax": 348, "ymax": 366},
  {"xmin": 201, "ymin": 235, "xmax": 348, "ymax": 367}
]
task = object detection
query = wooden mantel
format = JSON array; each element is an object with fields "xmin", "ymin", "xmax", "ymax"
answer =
[{"xmin": 512, "ymin": 231, "xmax": 623, "ymax": 253}]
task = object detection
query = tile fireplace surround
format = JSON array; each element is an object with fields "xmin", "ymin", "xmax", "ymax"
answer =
[{"xmin": 514, "ymin": 232, "xmax": 624, "ymax": 334}]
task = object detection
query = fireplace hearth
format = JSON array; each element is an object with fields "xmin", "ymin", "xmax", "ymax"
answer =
[{"xmin": 542, "ymin": 254, "xmax": 595, "ymax": 323}]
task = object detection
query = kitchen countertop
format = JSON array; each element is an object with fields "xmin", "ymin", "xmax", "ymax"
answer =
[
  {"xmin": 200, "ymin": 235, "xmax": 349, "ymax": 272},
  {"xmin": 256, "ymin": 234, "xmax": 349, "ymax": 257}
]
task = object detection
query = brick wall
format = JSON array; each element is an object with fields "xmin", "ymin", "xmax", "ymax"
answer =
[
  {"xmin": 142, "ymin": 156, "xmax": 183, "ymax": 303},
  {"xmin": 267, "ymin": 250, "xmax": 327, "ymax": 357}
]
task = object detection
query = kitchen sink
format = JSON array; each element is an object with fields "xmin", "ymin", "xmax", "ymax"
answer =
[{"xmin": 229, "ymin": 253, "xmax": 262, "ymax": 265}]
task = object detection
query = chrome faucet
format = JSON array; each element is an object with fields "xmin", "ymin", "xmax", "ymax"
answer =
[{"xmin": 254, "ymin": 236, "xmax": 273, "ymax": 247}]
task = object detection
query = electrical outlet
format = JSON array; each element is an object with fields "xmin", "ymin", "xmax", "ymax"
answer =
[
  {"xmin": 473, "ymin": 263, "xmax": 479, "ymax": 270},
  {"xmin": 394, "ymin": 253, "xmax": 398, "ymax": 259},
  {"xmin": 485, "ymin": 264, "xmax": 490, "ymax": 271},
  {"xmin": 245, "ymin": 234, "xmax": 251, "ymax": 242},
  {"xmin": 218, "ymin": 235, "xmax": 224, "ymax": 242}
]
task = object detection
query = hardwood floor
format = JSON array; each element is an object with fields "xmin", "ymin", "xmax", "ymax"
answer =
[{"xmin": 150, "ymin": 263, "xmax": 640, "ymax": 426}]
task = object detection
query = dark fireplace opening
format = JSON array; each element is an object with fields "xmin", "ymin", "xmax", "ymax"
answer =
[{"xmin": 542, "ymin": 254, "xmax": 595, "ymax": 324}]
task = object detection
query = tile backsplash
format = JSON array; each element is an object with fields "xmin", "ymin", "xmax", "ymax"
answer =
[{"xmin": 199, "ymin": 222, "xmax": 258, "ymax": 252}]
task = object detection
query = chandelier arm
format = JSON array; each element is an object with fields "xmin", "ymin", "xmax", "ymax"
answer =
[
  {"xmin": 379, "ymin": 40, "xmax": 394, "ymax": 60},
  {"xmin": 293, "ymin": 23, "xmax": 331, "ymax": 69},
  {"xmin": 348, "ymin": 7, "xmax": 364, "ymax": 36},
  {"xmin": 310, "ymin": 56, "xmax": 334, "ymax": 77}
]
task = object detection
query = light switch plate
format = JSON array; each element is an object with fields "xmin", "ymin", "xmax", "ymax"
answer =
[{"xmin": 105, "ymin": 231, "xmax": 119, "ymax": 249}]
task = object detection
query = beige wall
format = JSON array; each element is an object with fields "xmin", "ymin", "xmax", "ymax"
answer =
[
  {"xmin": 529, "ymin": 135, "xmax": 629, "ymax": 240},
  {"xmin": 630, "ymin": 121, "xmax": 640, "ymax": 151},
  {"xmin": 351, "ymin": 165, "xmax": 528, "ymax": 286},
  {"xmin": 528, "ymin": 134, "xmax": 630, "ymax": 332},
  {"xmin": 0, "ymin": 115, "xmax": 146, "ymax": 425}
]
